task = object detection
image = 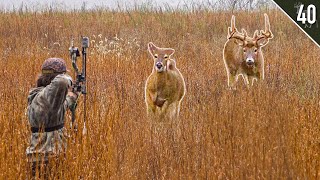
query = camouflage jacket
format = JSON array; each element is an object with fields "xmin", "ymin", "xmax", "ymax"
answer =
[{"xmin": 26, "ymin": 74, "xmax": 77, "ymax": 162}]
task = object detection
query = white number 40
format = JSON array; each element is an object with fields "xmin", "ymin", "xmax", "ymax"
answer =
[{"xmin": 297, "ymin": 4, "xmax": 317, "ymax": 24}]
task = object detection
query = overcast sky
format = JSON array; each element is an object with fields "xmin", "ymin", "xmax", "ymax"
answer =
[
  {"xmin": 0, "ymin": 0, "xmax": 203, "ymax": 11},
  {"xmin": 0, "ymin": 0, "xmax": 275, "ymax": 12}
]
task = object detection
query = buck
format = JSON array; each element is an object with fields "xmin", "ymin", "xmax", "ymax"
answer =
[
  {"xmin": 145, "ymin": 42, "xmax": 186, "ymax": 121},
  {"xmin": 223, "ymin": 14, "xmax": 273, "ymax": 88}
]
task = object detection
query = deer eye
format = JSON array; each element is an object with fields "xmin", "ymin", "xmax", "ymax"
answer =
[
  {"xmin": 154, "ymin": 54, "xmax": 158, "ymax": 58},
  {"xmin": 164, "ymin": 55, "xmax": 168, "ymax": 59},
  {"xmin": 254, "ymin": 48, "xmax": 258, "ymax": 53},
  {"xmin": 243, "ymin": 48, "xmax": 246, "ymax": 53}
]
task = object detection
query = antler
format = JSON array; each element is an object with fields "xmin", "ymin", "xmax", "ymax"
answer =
[
  {"xmin": 253, "ymin": 14, "xmax": 273, "ymax": 46},
  {"xmin": 228, "ymin": 15, "xmax": 246, "ymax": 42}
]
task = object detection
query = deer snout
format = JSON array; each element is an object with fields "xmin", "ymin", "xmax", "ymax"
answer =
[
  {"xmin": 155, "ymin": 62, "xmax": 165, "ymax": 72},
  {"xmin": 156, "ymin": 62, "xmax": 163, "ymax": 69},
  {"xmin": 246, "ymin": 57, "xmax": 254, "ymax": 66}
]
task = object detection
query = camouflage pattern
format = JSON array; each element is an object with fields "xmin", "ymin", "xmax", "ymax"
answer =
[
  {"xmin": 41, "ymin": 58, "xmax": 67, "ymax": 74},
  {"xmin": 26, "ymin": 74, "xmax": 77, "ymax": 162},
  {"xmin": 26, "ymin": 129, "xmax": 67, "ymax": 162}
]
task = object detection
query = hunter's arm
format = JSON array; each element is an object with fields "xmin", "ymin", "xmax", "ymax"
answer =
[{"xmin": 42, "ymin": 74, "xmax": 72, "ymax": 108}]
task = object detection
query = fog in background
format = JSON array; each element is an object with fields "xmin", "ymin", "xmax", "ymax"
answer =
[{"xmin": 0, "ymin": 0, "xmax": 275, "ymax": 12}]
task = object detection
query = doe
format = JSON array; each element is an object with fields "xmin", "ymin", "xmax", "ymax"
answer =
[{"xmin": 145, "ymin": 42, "xmax": 186, "ymax": 121}]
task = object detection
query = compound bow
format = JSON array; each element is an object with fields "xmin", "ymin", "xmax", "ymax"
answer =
[{"xmin": 69, "ymin": 36, "xmax": 89, "ymax": 134}]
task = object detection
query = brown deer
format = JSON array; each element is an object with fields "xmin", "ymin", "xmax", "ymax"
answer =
[
  {"xmin": 145, "ymin": 42, "xmax": 186, "ymax": 122},
  {"xmin": 223, "ymin": 14, "xmax": 273, "ymax": 88}
]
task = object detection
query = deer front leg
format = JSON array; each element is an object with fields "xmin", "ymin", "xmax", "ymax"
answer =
[
  {"xmin": 240, "ymin": 74, "xmax": 250, "ymax": 86},
  {"xmin": 158, "ymin": 100, "xmax": 170, "ymax": 121},
  {"xmin": 175, "ymin": 101, "xmax": 182, "ymax": 119},
  {"xmin": 257, "ymin": 71, "xmax": 263, "ymax": 81},
  {"xmin": 227, "ymin": 73, "xmax": 237, "ymax": 89},
  {"xmin": 165, "ymin": 102, "xmax": 178, "ymax": 120},
  {"xmin": 169, "ymin": 102, "xmax": 182, "ymax": 142},
  {"xmin": 249, "ymin": 76, "xmax": 259, "ymax": 86},
  {"xmin": 146, "ymin": 91, "xmax": 157, "ymax": 118}
]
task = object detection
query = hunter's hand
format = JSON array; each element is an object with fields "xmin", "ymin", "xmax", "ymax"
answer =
[{"xmin": 68, "ymin": 86, "xmax": 79, "ymax": 100}]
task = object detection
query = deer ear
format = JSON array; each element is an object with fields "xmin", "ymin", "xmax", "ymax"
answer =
[
  {"xmin": 234, "ymin": 39, "xmax": 244, "ymax": 46},
  {"xmin": 165, "ymin": 48, "xmax": 175, "ymax": 56},
  {"xmin": 148, "ymin": 42, "xmax": 158, "ymax": 56}
]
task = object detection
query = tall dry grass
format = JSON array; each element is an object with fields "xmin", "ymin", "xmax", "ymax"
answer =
[{"xmin": 0, "ymin": 8, "xmax": 320, "ymax": 179}]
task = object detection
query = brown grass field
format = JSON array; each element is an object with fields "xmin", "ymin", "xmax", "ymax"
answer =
[{"xmin": 0, "ymin": 7, "xmax": 320, "ymax": 179}]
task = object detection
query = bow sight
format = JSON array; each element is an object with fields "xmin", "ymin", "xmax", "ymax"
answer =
[{"xmin": 69, "ymin": 37, "xmax": 89, "ymax": 94}]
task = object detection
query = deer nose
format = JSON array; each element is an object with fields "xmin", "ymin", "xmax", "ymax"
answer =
[
  {"xmin": 156, "ymin": 62, "xmax": 163, "ymax": 69},
  {"xmin": 246, "ymin": 58, "xmax": 254, "ymax": 65}
]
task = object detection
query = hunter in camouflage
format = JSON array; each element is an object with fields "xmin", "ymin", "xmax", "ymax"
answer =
[{"xmin": 26, "ymin": 58, "xmax": 78, "ymax": 177}]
